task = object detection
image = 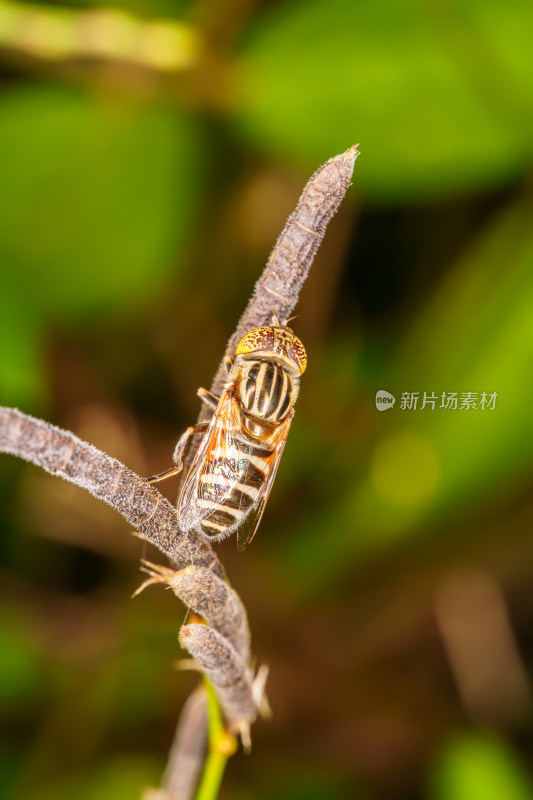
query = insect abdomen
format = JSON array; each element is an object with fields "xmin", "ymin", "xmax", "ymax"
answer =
[
  {"xmin": 239, "ymin": 361, "xmax": 292, "ymax": 423},
  {"xmin": 196, "ymin": 439, "xmax": 272, "ymax": 538}
]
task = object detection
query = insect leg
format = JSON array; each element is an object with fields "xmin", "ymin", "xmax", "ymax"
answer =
[
  {"xmin": 172, "ymin": 422, "xmax": 209, "ymax": 470},
  {"xmin": 146, "ymin": 465, "xmax": 182, "ymax": 484},
  {"xmin": 224, "ymin": 355, "xmax": 233, "ymax": 372},
  {"xmin": 146, "ymin": 423, "xmax": 209, "ymax": 484},
  {"xmin": 197, "ymin": 387, "xmax": 219, "ymax": 409}
]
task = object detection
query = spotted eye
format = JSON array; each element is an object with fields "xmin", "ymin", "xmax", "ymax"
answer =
[
  {"xmin": 236, "ymin": 326, "xmax": 307, "ymax": 375},
  {"xmin": 289, "ymin": 336, "xmax": 307, "ymax": 374},
  {"xmin": 236, "ymin": 327, "xmax": 275, "ymax": 356}
]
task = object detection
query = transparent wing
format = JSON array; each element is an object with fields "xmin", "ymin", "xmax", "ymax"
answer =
[
  {"xmin": 236, "ymin": 412, "xmax": 293, "ymax": 552},
  {"xmin": 178, "ymin": 388, "xmax": 243, "ymax": 533}
]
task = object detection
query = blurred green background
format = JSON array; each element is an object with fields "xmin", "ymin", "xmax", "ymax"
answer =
[{"xmin": 1, "ymin": 0, "xmax": 533, "ymax": 798}]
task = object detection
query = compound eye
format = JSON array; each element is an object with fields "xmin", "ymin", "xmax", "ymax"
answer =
[
  {"xmin": 288, "ymin": 336, "xmax": 307, "ymax": 374},
  {"xmin": 236, "ymin": 327, "xmax": 274, "ymax": 356}
]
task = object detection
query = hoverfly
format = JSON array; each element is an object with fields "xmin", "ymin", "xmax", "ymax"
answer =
[{"xmin": 150, "ymin": 320, "xmax": 306, "ymax": 550}]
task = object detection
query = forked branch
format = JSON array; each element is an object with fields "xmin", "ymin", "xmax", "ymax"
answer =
[{"xmin": 0, "ymin": 146, "xmax": 358, "ymax": 799}]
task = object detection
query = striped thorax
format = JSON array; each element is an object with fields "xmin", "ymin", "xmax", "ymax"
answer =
[
  {"xmin": 232, "ymin": 324, "xmax": 305, "ymax": 433},
  {"xmin": 178, "ymin": 324, "xmax": 307, "ymax": 550}
]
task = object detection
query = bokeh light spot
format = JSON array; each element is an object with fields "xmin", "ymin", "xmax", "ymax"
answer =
[{"xmin": 370, "ymin": 430, "xmax": 441, "ymax": 509}]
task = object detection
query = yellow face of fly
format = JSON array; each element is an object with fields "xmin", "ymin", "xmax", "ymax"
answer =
[{"xmin": 236, "ymin": 325, "xmax": 307, "ymax": 375}]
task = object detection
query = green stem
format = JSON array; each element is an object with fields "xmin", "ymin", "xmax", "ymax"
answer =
[
  {"xmin": 194, "ymin": 677, "xmax": 237, "ymax": 800},
  {"xmin": 194, "ymin": 745, "xmax": 228, "ymax": 800}
]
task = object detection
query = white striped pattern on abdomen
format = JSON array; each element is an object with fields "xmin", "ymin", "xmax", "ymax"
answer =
[{"xmin": 195, "ymin": 436, "xmax": 273, "ymax": 537}]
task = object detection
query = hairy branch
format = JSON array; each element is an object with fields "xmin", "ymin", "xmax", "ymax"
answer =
[
  {"xmin": 207, "ymin": 146, "xmax": 359, "ymax": 403},
  {"xmin": 0, "ymin": 407, "xmax": 224, "ymax": 578},
  {"xmin": 139, "ymin": 562, "xmax": 250, "ymax": 660},
  {"xmin": 163, "ymin": 687, "xmax": 208, "ymax": 800}
]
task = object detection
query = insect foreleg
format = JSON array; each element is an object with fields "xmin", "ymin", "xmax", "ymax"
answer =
[
  {"xmin": 197, "ymin": 387, "xmax": 220, "ymax": 410},
  {"xmin": 172, "ymin": 422, "xmax": 209, "ymax": 470},
  {"xmin": 146, "ymin": 423, "xmax": 209, "ymax": 484}
]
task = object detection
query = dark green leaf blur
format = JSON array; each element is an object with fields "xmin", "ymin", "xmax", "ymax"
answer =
[{"xmin": 1, "ymin": 0, "xmax": 533, "ymax": 797}]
